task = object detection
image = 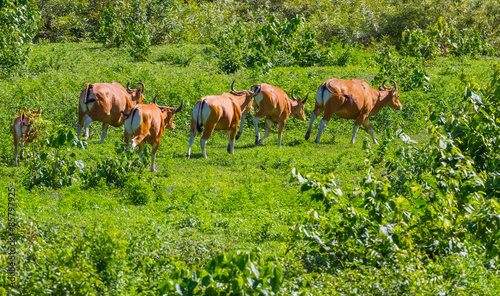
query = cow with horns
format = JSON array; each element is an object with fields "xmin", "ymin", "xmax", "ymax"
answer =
[
  {"xmin": 305, "ymin": 78, "xmax": 402, "ymax": 144},
  {"xmin": 186, "ymin": 81, "xmax": 259, "ymax": 159},
  {"xmin": 121, "ymin": 95, "xmax": 183, "ymax": 172},
  {"xmin": 251, "ymin": 83, "xmax": 308, "ymax": 147},
  {"xmin": 77, "ymin": 81, "xmax": 145, "ymax": 144},
  {"xmin": 13, "ymin": 108, "xmax": 42, "ymax": 167}
]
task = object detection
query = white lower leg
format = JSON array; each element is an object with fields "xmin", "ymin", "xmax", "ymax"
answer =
[
  {"xmin": 236, "ymin": 113, "xmax": 246, "ymax": 139},
  {"xmin": 306, "ymin": 112, "xmax": 316, "ymax": 140},
  {"xmin": 201, "ymin": 138, "xmax": 207, "ymax": 159},
  {"xmin": 367, "ymin": 128, "xmax": 378, "ymax": 145},
  {"xmin": 259, "ymin": 130, "xmax": 270, "ymax": 143},
  {"xmin": 99, "ymin": 124, "xmax": 108, "ymax": 144},
  {"xmin": 350, "ymin": 126, "xmax": 360, "ymax": 144},
  {"xmin": 229, "ymin": 138, "xmax": 235, "ymax": 154},
  {"xmin": 253, "ymin": 116, "xmax": 260, "ymax": 142},
  {"xmin": 150, "ymin": 154, "xmax": 156, "ymax": 172},
  {"xmin": 14, "ymin": 143, "xmax": 19, "ymax": 167},
  {"xmin": 84, "ymin": 115, "xmax": 92, "ymax": 138},
  {"xmin": 278, "ymin": 133, "xmax": 283, "ymax": 148},
  {"xmin": 130, "ymin": 139, "xmax": 136, "ymax": 152},
  {"xmin": 315, "ymin": 120, "xmax": 327, "ymax": 143},
  {"xmin": 186, "ymin": 132, "xmax": 195, "ymax": 157}
]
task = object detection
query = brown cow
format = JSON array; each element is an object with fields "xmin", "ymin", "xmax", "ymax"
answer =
[
  {"xmin": 186, "ymin": 81, "xmax": 259, "ymax": 159},
  {"xmin": 305, "ymin": 78, "xmax": 402, "ymax": 144},
  {"xmin": 251, "ymin": 83, "xmax": 308, "ymax": 147},
  {"xmin": 122, "ymin": 96, "xmax": 183, "ymax": 172},
  {"xmin": 77, "ymin": 81, "xmax": 145, "ymax": 144},
  {"xmin": 13, "ymin": 108, "xmax": 42, "ymax": 166}
]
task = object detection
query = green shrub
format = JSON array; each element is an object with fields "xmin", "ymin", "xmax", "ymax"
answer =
[
  {"xmin": 23, "ymin": 127, "xmax": 86, "ymax": 189},
  {"xmin": 124, "ymin": 174, "xmax": 154, "ymax": 205},
  {"xmin": 80, "ymin": 151, "xmax": 149, "ymax": 189},
  {"xmin": 0, "ymin": 0, "xmax": 40, "ymax": 77}
]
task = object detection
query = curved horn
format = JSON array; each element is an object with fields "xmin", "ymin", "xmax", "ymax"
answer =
[
  {"xmin": 302, "ymin": 93, "xmax": 309, "ymax": 104},
  {"xmin": 291, "ymin": 90, "xmax": 297, "ymax": 101},
  {"xmin": 126, "ymin": 81, "xmax": 132, "ymax": 92},
  {"xmin": 389, "ymin": 79, "xmax": 397, "ymax": 90},
  {"xmin": 137, "ymin": 82, "xmax": 145, "ymax": 93},
  {"xmin": 231, "ymin": 80, "xmax": 236, "ymax": 92},
  {"xmin": 153, "ymin": 94, "xmax": 158, "ymax": 105},
  {"xmin": 382, "ymin": 80, "xmax": 388, "ymax": 89},
  {"xmin": 176, "ymin": 99, "xmax": 184, "ymax": 113}
]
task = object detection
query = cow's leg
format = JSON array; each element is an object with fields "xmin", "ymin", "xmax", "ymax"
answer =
[
  {"xmin": 150, "ymin": 142, "xmax": 160, "ymax": 172},
  {"xmin": 77, "ymin": 109, "xmax": 85, "ymax": 137},
  {"xmin": 315, "ymin": 119, "xmax": 328, "ymax": 144},
  {"xmin": 124, "ymin": 130, "xmax": 130, "ymax": 152},
  {"xmin": 14, "ymin": 129, "xmax": 20, "ymax": 167},
  {"xmin": 235, "ymin": 112, "xmax": 247, "ymax": 140},
  {"xmin": 258, "ymin": 119, "xmax": 273, "ymax": 144},
  {"xmin": 252, "ymin": 115, "xmax": 261, "ymax": 145},
  {"xmin": 351, "ymin": 114, "xmax": 368, "ymax": 144},
  {"xmin": 99, "ymin": 123, "xmax": 109, "ymax": 144},
  {"xmin": 130, "ymin": 135, "xmax": 145, "ymax": 152},
  {"xmin": 138, "ymin": 142, "xmax": 146, "ymax": 158},
  {"xmin": 277, "ymin": 120, "xmax": 286, "ymax": 148},
  {"xmin": 362, "ymin": 119, "xmax": 378, "ymax": 145},
  {"xmin": 83, "ymin": 115, "xmax": 92, "ymax": 139},
  {"xmin": 306, "ymin": 104, "xmax": 323, "ymax": 140},
  {"xmin": 186, "ymin": 118, "xmax": 197, "ymax": 159},
  {"xmin": 200, "ymin": 123, "xmax": 216, "ymax": 159},
  {"xmin": 20, "ymin": 136, "xmax": 26, "ymax": 160},
  {"xmin": 227, "ymin": 126, "xmax": 238, "ymax": 155}
]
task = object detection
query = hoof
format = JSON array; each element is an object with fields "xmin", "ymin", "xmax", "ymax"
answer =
[
  {"xmin": 314, "ymin": 139, "xmax": 319, "ymax": 144},
  {"xmin": 227, "ymin": 145, "xmax": 231, "ymax": 153},
  {"xmin": 305, "ymin": 133, "xmax": 310, "ymax": 141},
  {"xmin": 235, "ymin": 133, "xmax": 242, "ymax": 140},
  {"xmin": 186, "ymin": 154, "xmax": 190, "ymax": 159},
  {"xmin": 255, "ymin": 136, "xmax": 259, "ymax": 145}
]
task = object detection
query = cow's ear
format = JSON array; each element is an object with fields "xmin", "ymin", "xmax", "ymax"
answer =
[{"xmin": 20, "ymin": 110, "xmax": 25, "ymax": 121}]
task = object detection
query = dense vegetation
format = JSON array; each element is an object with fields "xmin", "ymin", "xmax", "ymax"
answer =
[{"xmin": 1, "ymin": 0, "xmax": 500, "ymax": 295}]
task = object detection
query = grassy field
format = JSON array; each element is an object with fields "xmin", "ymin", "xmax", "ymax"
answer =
[{"xmin": 1, "ymin": 42, "xmax": 499, "ymax": 295}]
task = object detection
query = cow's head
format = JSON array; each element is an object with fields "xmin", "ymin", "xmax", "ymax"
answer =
[
  {"xmin": 21, "ymin": 108, "xmax": 42, "ymax": 127},
  {"xmin": 126, "ymin": 81, "xmax": 146, "ymax": 104},
  {"xmin": 290, "ymin": 91, "xmax": 309, "ymax": 120},
  {"xmin": 379, "ymin": 80, "xmax": 402, "ymax": 110},
  {"xmin": 153, "ymin": 95, "xmax": 184, "ymax": 130},
  {"xmin": 230, "ymin": 80, "xmax": 261, "ymax": 112}
]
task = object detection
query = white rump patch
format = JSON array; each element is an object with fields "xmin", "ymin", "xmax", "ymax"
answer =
[
  {"xmin": 315, "ymin": 84, "xmax": 330, "ymax": 106},
  {"xmin": 253, "ymin": 92, "xmax": 264, "ymax": 107},
  {"xmin": 192, "ymin": 101, "xmax": 211, "ymax": 125},
  {"xmin": 124, "ymin": 109, "xmax": 142, "ymax": 134}
]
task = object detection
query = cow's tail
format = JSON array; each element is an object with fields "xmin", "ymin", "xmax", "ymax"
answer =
[
  {"xmin": 196, "ymin": 100, "xmax": 205, "ymax": 133},
  {"xmin": 83, "ymin": 83, "xmax": 96, "ymax": 104}
]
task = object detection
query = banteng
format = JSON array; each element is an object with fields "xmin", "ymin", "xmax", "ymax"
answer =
[
  {"xmin": 77, "ymin": 81, "xmax": 145, "ymax": 144},
  {"xmin": 305, "ymin": 79, "xmax": 402, "ymax": 144}
]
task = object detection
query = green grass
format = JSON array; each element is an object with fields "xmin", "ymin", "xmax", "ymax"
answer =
[{"xmin": 1, "ymin": 42, "xmax": 499, "ymax": 295}]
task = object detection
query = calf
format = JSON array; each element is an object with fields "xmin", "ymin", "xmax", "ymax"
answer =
[
  {"xmin": 122, "ymin": 96, "xmax": 183, "ymax": 172},
  {"xmin": 77, "ymin": 81, "xmax": 145, "ymax": 144},
  {"xmin": 305, "ymin": 79, "xmax": 402, "ymax": 144},
  {"xmin": 251, "ymin": 83, "xmax": 308, "ymax": 147},
  {"xmin": 13, "ymin": 108, "xmax": 42, "ymax": 166},
  {"xmin": 186, "ymin": 81, "xmax": 259, "ymax": 159}
]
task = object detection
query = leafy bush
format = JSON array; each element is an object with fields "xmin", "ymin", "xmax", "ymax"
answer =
[
  {"xmin": 400, "ymin": 18, "xmax": 497, "ymax": 59},
  {"xmin": 0, "ymin": 0, "xmax": 40, "ymax": 77},
  {"xmin": 24, "ymin": 127, "xmax": 86, "ymax": 189},
  {"xmin": 80, "ymin": 151, "xmax": 149, "ymax": 189},
  {"xmin": 158, "ymin": 250, "xmax": 284, "ymax": 295},
  {"xmin": 288, "ymin": 65, "xmax": 500, "ymax": 293},
  {"xmin": 124, "ymin": 174, "xmax": 155, "ymax": 205},
  {"xmin": 374, "ymin": 41, "xmax": 430, "ymax": 92}
]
